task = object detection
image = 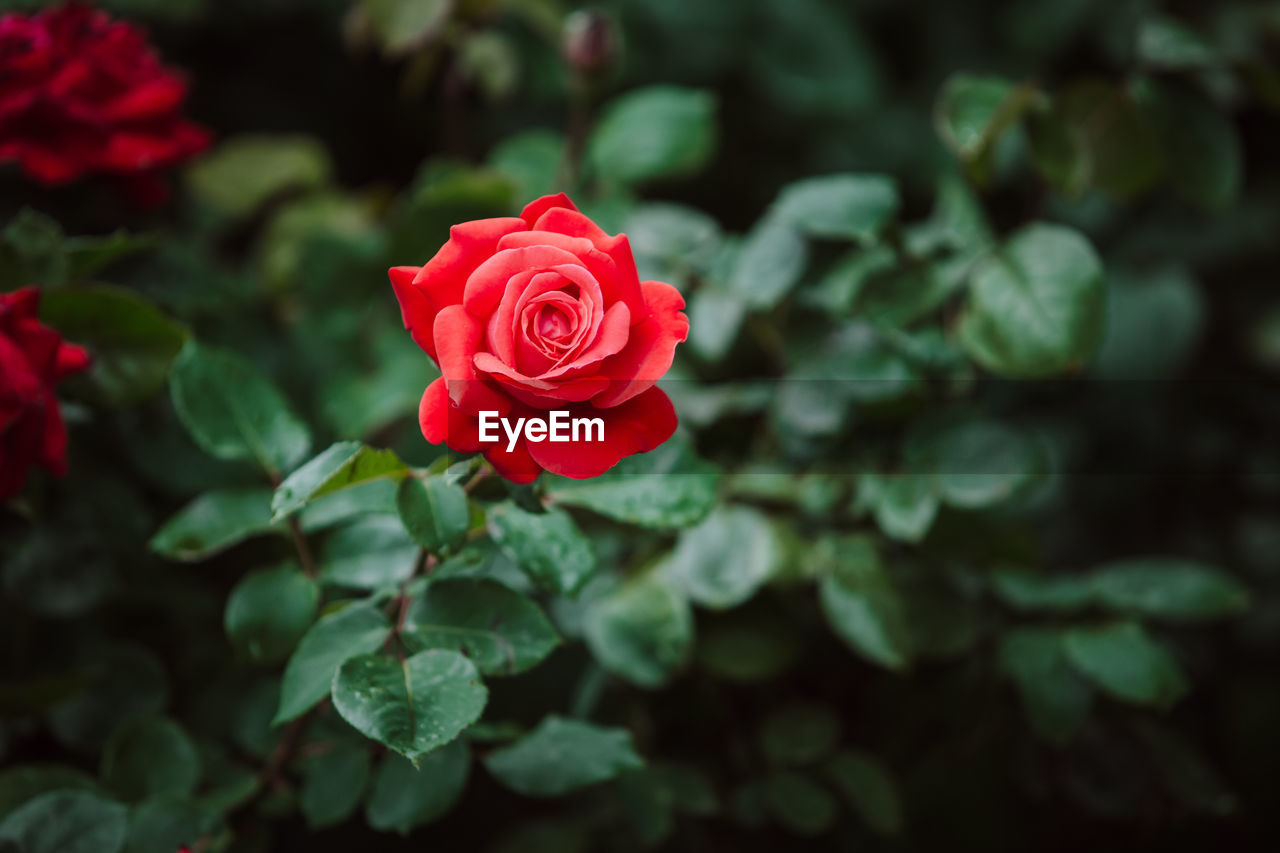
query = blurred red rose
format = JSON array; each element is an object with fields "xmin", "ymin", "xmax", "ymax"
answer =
[
  {"xmin": 0, "ymin": 1, "xmax": 209, "ymax": 201},
  {"xmin": 390, "ymin": 193, "xmax": 689, "ymax": 483},
  {"xmin": 1, "ymin": 287, "xmax": 90, "ymax": 500}
]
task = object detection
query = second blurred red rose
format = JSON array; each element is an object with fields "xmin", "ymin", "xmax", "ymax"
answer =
[{"xmin": 0, "ymin": 1, "xmax": 209, "ymax": 202}]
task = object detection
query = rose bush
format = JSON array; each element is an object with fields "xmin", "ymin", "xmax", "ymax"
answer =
[
  {"xmin": 390, "ymin": 192, "xmax": 689, "ymax": 482},
  {"xmin": 0, "ymin": 286, "xmax": 89, "ymax": 500},
  {"xmin": 0, "ymin": 1, "xmax": 208, "ymax": 200}
]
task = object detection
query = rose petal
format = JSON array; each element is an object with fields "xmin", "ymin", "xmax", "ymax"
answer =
[
  {"xmin": 394, "ymin": 218, "xmax": 527, "ymax": 360},
  {"xmin": 526, "ymin": 387, "xmax": 678, "ymax": 478},
  {"xmin": 533, "ymin": 206, "xmax": 609, "ymax": 243},
  {"xmin": 592, "ymin": 280, "xmax": 689, "ymax": 408},
  {"xmin": 487, "ymin": 268, "xmax": 544, "ymax": 368},
  {"xmin": 519, "ymin": 192, "xmax": 577, "ymax": 228},
  {"xmin": 418, "ymin": 377, "xmax": 483, "ymax": 453},
  {"xmin": 388, "ymin": 265, "xmax": 433, "ymax": 357},
  {"xmin": 497, "ymin": 229, "xmax": 645, "ymax": 326},
  {"xmin": 462, "ymin": 244, "xmax": 583, "ymax": 318},
  {"xmin": 511, "ymin": 263, "xmax": 603, "ymax": 373},
  {"xmin": 0, "ymin": 287, "xmax": 40, "ymax": 321},
  {"xmin": 54, "ymin": 342, "xmax": 91, "ymax": 380},
  {"xmin": 474, "ymin": 351, "xmax": 612, "ymax": 403},
  {"xmin": 433, "ymin": 304, "xmax": 511, "ymax": 416},
  {"xmin": 542, "ymin": 301, "xmax": 631, "ymax": 380}
]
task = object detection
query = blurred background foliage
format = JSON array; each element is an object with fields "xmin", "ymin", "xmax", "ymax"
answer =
[{"xmin": 3, "ymin": 0, "xmax": 1280, "ymax": 850}]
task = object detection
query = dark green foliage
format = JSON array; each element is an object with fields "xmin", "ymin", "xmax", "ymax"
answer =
[{"xmin": 3, "ymin": 1, "xmax": 1276, "ymax": 850}]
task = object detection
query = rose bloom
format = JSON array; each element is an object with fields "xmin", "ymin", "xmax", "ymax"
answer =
[
  {"xmin": 390, "ymin": 193, "xmax": 689, "ymax": 483},
  {"xmin": 0, "ymin": 1, "xmax": 209, "ymax": 201},
  {"xmin": 0, "ymin": 287, "xmax": 90, "ymax": 500}
]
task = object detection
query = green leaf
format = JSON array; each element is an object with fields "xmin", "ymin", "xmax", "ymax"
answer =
[
  {"xmin": 771, "ymin": 174, "xmax": 900, "ymax": 242},
  {"xmin": 748, "ymin": 0, "xmax": 881, "ymax": 118},
  {"xmin": 331, "ymin": 650, "xmax": 487, "ymax": 762},
  {"xmin": 224, "ymin": 564, "xmax": 318, "ymax": 665},
  {"xmin": 39, "ymin": 286, "xmax": 187, "ymax": 407},
  {"xmin": 275, "ymin": 601, "xmax": 393, "ymax": 725},
  {"xmin": 544, "ymin": 437, "xmax": 719, "ymax": 530},
  {"xmin": 272, "ymin": 441, "xmax": 409, "ymax": 522},
  {"xmin": 63, "ymin": 229, "xmax": 154, "ymax": 282},
  {"xmin": 1137, "ymin": 16, "xmax": 1219, "ymax": 70},
  {"xmin": 123, "ymin": 797, "xmax": 218, "ymax": 853},
  {"xmin": 1063, "ymin": 622, "xmax": 1188, "ymax": 708},
  {"xmin": 661, "ymin": 505, "xmax": 781, "ymax": 609},
  {"xmin": 989, "ymin": 570, "xmax": 1095, "ymax": 613},
  {"xmin": 998, "ymin": 627, "xmax": 1093, "ymax": 744},
  {"xmin": 588, "ymin": 86, "xmax": 717, "ymax": 185},
  {"xmin": 904, "ymin": 416, "xmax": 1040, "ymax": 508},
  {"xmin": 402, "ymin": 578, "xmax": 559, "ymax": 676},
  {"xmin": 958, "ymin": 223, "xmax": 1105, "ymax": 377},
  {"xmin": 101, "ymin": 717, "xmax": 200, "ymax": 802},
  {"xmin": 1093, "ymin": 266, "xmax": 1204, "ymax": 380},
  {"xmin": 364, "ymin": 0, "xmax": 451, "ymax": 55},
  {"xmin": 396, "ymin": 475, "xmax": 469, "ymax": 555},
  {"xmin": 730, "ymin": 217, "xmax": 808, "ymax": 310},
  {"xmin": 934, "ymin": 75, "xmax": 1037, "ymax": 183},
  {"xmin": 625, "ymin": 203, "xmax": 722, "ymax": 283},
  {"xmin": 818, "ymin": 536, "xmax": 911, "ymax": 670},
  {"xmin": 319, "ymin": 516, "xmax": 417, "ymax": 590},
  {"xmin": 696, "ymin": 604, "xmax": 800, "ymax": 683},
  {"xmin": 1142, "ymin": 81, "xmax": 1242, "ymax": 210},
  {"xmin": 686, "ymin": 285, "xmax": 746, "ymax": 362},
  {"xmin": 1130, "ymin": 719, "xmax": 1237, "ymax": 816},
  {"xmin": 582, "ymin": 575, "xmax": 693, "ymax": 688},
  {"xmin": 758, "ymin": 703, "xmax": 842, "ymax": 767},
  {"xmin": 855, "ymin": 474, "xmax": 939, "ymax": 543},
  {"xmin": 484, "ymin": 716, "xmax": 643, "ymax": 797},
  {"xmin": 1029, "ymin": 80, "xmax": 1165, "ymax": 200},
  {"xmin": 489, "ymin": 130, "xmax": 564, "ymax": 202},
  {"xmin": 487, "ymin": 503, "xmax": 596, "ymax": 595},
  {"xmin": 0, "ymin": 791, "xmax": 126, "ymax": 853},
  {"xmin": 1089, "ymin": 559, "xmax": 1250, "ymax": 622},
  {"xmin": 763, "ymin": 771, "xmax": 838, "ymax": 836},
  {"xmin": 169, "ymin": 342, "xmax": 311, "ymax": 477},
  {"xmin": 0, "ymin": 766, "xmax": 98, "ymax": 820},
  {"xmin": 823, "ymin": 750, "xmax": 903, "ymax": 837},
  {"xmin": 150, "ymin": 489, "xmax": 277, "ymax": 562},
  {"xmin": 1, "ymin": 208, "xmax": 66, "ymax": 289},
  {"xmin": 299, "ymin": 741, "xmax": 370, "ymax": 829},
  {"xmin": 186, "ymin": 134, "xmax": 331, "ymax": 220},
  {"xmin": 47, "ymin": 644, "xmax": 168, "ymax": 753},
  {"xmin": 365, "ymin": 740, "xmax": 469, "ymax": 833}
]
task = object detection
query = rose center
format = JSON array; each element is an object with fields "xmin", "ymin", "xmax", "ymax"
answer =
[{"xmin": 536, "ymin": 304, "xmax": 574, "ymax": 340}]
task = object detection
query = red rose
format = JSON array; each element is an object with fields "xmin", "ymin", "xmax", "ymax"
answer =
[
  {"xmin": 0, "ymin": 287, "xmax": 90, "ymax": 500},
  {"xmin": 0, "ymin": 1, "xmax": 209, "ymax": 201},
  {"xmin": 390, "ymin": 193, "xmax": 689, "ymax": 483}
]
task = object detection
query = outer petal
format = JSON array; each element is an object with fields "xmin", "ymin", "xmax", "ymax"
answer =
[
  {"xmin": 592, "ymin": 280, "xmax": 689, "ymax": 408},
  {"xmin": 483, "ymin": 437, "xmax": 542, "ymax": 484},
  {"xmin": 418, "ymin": 377, "xmax": 484, "ymax": 453},
  {"xmin": 533, "ymin": 207, "xmax": 608, "ymax": 243},
  {"xmin": 0, "ymin": 287, "xmax": 40, "ymax": 321},
  {"xmin": 520, "ymin": 193, "xmax": 578, "ymax": 228},
  {"xmin": 433, "ymin": 305, "xmax": 512, "ymax": 416},
  {"xmin": 526, "ymin": 387, "xmax": 678, "ymax": 479},
  {"xmin": 395, "ymin": 217, "xmax": 527, "ymax": 359},
  {"xmin": 54, "ymin": 341, "xmax": 91, "ymax": 381},
  {"xmin": 389, "ymin": 265, "xmax": 433, "ymax": 358}
]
